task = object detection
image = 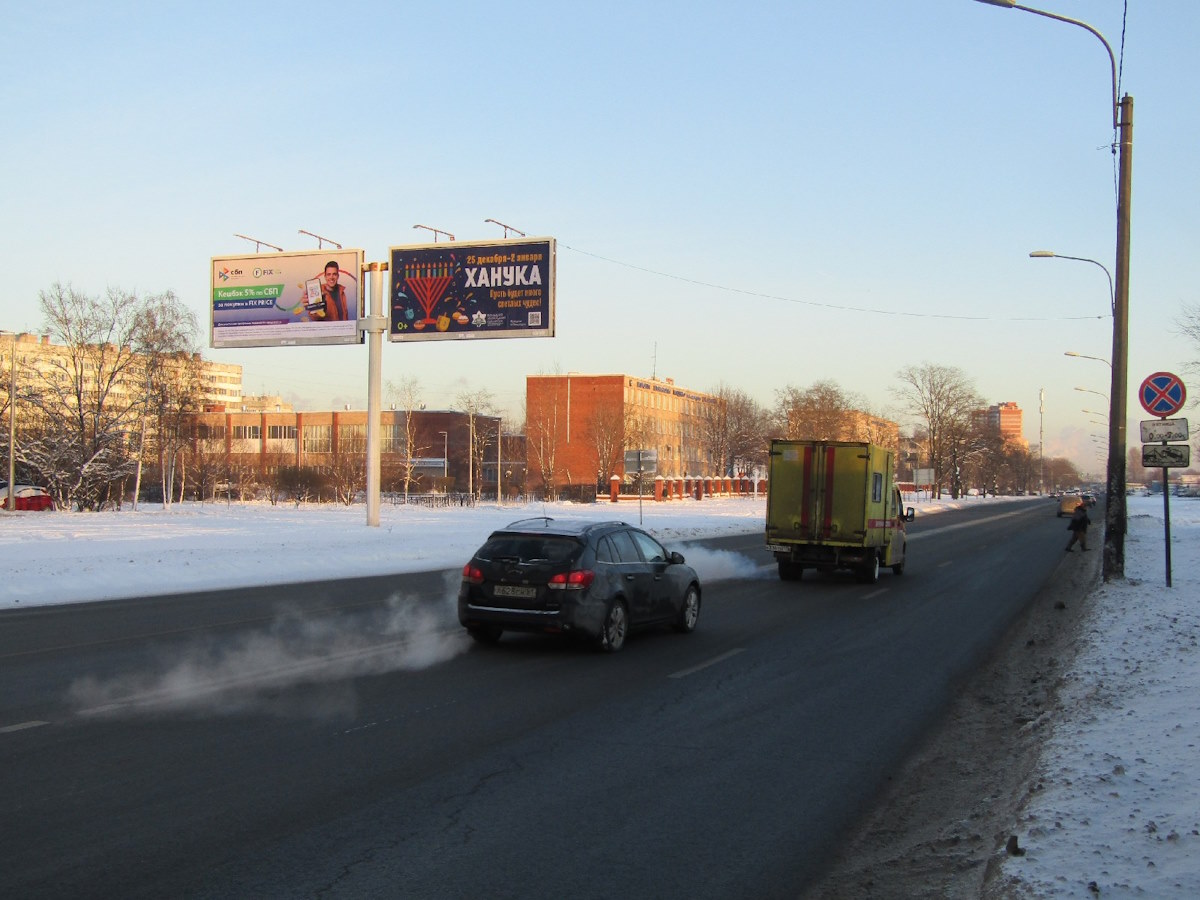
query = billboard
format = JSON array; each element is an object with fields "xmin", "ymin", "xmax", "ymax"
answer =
[
  {"xmin": 389, "ymin": 237, "xmax": 555, "ymax": 342},
  {"xmin": 210, "ymin": 249, "xmax": 364, "ymax": 348}
]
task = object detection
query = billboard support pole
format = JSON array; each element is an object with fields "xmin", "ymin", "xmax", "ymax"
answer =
[{"xmin": 362, "ymin": 262, "xmax": 389, "ymax": 527}]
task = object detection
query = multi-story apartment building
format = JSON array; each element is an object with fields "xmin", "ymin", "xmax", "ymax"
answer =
[
  {"xmin": 525, "ymin": 373, "xmax": 725, "ymax": 492},
  {"xmin": 3, "ymin": 331, "xmax": 243, "ymax": 411},
  {"xmin": 985, "ymin": 401, "xmax": 1026, "ymax": 447}
]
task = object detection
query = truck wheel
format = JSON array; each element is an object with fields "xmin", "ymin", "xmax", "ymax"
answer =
[
  {"xmin": 859, "ymin": 553, "xmax": 880, "ymax": 584},
  {"xmin": 891, "ymin": 558, "xmax": 905, "ymax": 576},
  {"xmin": 778, "ymin": 561, "xmax": 802, "ymax": 581}
]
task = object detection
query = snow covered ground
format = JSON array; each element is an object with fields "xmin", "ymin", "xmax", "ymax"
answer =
[
  {"xmin": 1, "ymin": 493, "xmax": 1195, "ymax": 895},
  {"xmin": 993, "ymin": 495, "xmax": 1200, "ymax": 898}
]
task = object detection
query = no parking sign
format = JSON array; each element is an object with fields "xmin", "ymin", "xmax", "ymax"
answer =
[
  {"xmin": 1139, "ymin": 371, "xmax": 1186, "ymax": 418},
  {"xmin": 1138, "ymin": 371, "xmax": 1188, "ymax": 588}
]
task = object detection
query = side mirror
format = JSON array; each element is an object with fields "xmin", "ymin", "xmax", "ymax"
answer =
[
  {"xmin": 905, "ymin": 507, "xmax": 916, "ymax": 522},
  {"xmin": 670, "ymin": 550, "xmax": 686, "ymax": 565}
]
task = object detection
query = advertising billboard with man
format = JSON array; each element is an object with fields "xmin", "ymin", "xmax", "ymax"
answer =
[
  {"xmin": 389, "ymin": 237, "xmax": 555, "ymax": 342},
  {"xmin": 210, "ymin": 249, "xmax": 364, "ymax": 348}
]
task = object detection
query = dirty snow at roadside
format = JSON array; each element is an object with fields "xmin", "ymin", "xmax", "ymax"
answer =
[{"xmin": 994, "ymin": 496, "xmax": 1200, "ymax": 897}]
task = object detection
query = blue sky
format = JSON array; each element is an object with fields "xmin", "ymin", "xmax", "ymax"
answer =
[{"xmin": 4, "ymin": 1, "xmax": 1197, "ymax": 475}]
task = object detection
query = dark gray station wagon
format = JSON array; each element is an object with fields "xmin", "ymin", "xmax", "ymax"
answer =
[{"xmin": 458, "ymin": 517, "xmax": 702, "ymax": 652}]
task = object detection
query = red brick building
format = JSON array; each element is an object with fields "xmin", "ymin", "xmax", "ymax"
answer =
[
  {"xmin": 188, "ymin": 407, "xmax": 524, "ymax": 497},
  {"xmin": 525, "ymin": 373, "xmax": 725, "ymax": 494}
]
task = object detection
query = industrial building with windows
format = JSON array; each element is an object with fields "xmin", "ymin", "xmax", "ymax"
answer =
[{"xmin": 524, "ymin": 373, "xmax": 725, "ymax": 494}]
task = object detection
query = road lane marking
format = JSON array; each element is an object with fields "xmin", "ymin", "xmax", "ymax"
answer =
[
  {"xmin": 0, "ymin": 720, "xmax": 49, "ymax": 734},
  {"xmin": 861, "ymin": 588, "xmax": 888, "ymax": 600},
  {"xmin": 669, "ymin": 648, "xmax": 746, "ymax": 679},
  {"xmin": 908, "ymin": 507, "xmax": 1033, "ymax": 540}
]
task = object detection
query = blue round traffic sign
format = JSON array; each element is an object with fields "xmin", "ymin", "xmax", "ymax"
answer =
[{"xmin": 1139, "ymin": 371, "xmax": 1186, "ymax": 417}]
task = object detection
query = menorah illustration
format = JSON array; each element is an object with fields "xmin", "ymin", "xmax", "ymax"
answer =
[{"xmin": 403, "ymin": 261, "xmax": 454, "ymax": 329}]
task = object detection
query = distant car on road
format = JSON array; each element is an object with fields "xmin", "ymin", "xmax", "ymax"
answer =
[
  {"xmin": 458, "ymin": 517, "xmax": 701, "ymax": 652},
  {"xmin": 0, "ymin": 483, "xmax": 55, "ymax": 511},
  {"xmin": 1057, "ymin": 493, "xmax": 1085, "ymax": 517}
]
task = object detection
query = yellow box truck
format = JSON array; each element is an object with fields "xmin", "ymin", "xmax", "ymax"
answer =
[{"xmin": 764, "ymin": 440, "xmax": 914, "ymax": 583}]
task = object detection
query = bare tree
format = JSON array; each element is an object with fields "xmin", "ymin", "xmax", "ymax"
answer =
[
  {"xmin": 184, "ymin": 423, "xmax": 228, "ymax": 501},
  {"xmin": 30, "ymin": 284, "xmax": 146, "ymax": 509},
  {"xmin": 329, "ymin": 425, "xmax": 366, "ymax": 505},
  {"xmin": 774, "ymin": 380, "xmax": 868, "ymax": 441},
  {"xmin": 622, "ymin": 407, "xmax": 653, "ymax": 488},
  {"xmin": 583, "ymin": 398, "xmax": 626, "ymax": 490},
  {"xmin": 893, "ymin": 364, "xmax": 984, "ymax": 498},
  {"xmin": 698, "ymin": 391, "xmax": 731, "ymax": 476},
  {"xmin": 386, "ymin": 375, "xmax": 427, "ymax": 501},
  {"xmin": 709, "ymin": 384, "xmax": 770, "ymax": 477},
  {"xmin": 130, "ymin": 292, "xmax": 202, "ymax": 509},
  {"xmin": 456, "ymin": 387, "xmax": 496, "ymax": 500},
  {"xmin": 526, "ymin": 391, "xmax": 564, "ymax": 500},
  {"xmin": 1176, "ymin": 302, "xmax": 1200, "ymax": 379}
]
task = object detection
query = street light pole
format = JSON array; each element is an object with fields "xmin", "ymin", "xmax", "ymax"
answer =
[
  {"xmin": 438, "ymin": 430, "xmax": 448, "ymax": 482},
  {"xmin": 1064, "ymin": 351, "xmax": 1111, "ymax": 368},
  {"xmin": 412, "ymin": 224, "xmax": 455, "ymax": 243},
  {"xmin": 979, "ymin": 0, "xmax": 1133, "ymax": 579},
  {"xmin": 5, "ymin": 332, "xmax": 14, "ymax": 512},
  {"xmin": 1039, "ymin": 387, "xmax": 1045, "ymax": 496},
  {"xmin": 1029, "ymin": 251, "xmax": 1114, "ymax": 313}
]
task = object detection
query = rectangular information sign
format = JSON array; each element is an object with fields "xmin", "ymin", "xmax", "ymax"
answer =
[
  {"xmin": 1143, "ymin": 444, "xmax": 1190, "ymax": 468},
  {"xmin": 1140, "ymin": 418, "xmax": 1189, "ymax": 443},
  {"xmin": 211, "ymin": 249, "xmax": 364, "ymax": 348},
  {"xmin": 624, "ymin": 449, "xmax": 658, "ymax": 475},
  {"xmin": 389, "ymin": 238, "xmax": 555, "ymax": 342}
]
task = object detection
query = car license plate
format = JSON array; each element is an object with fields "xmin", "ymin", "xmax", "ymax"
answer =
[{"xmin": 493, "ymin": 584, "xmax": 537, "ymax": 599}]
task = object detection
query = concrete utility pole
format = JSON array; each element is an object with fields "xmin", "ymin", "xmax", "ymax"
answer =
[{"xmin": 976, "ymin": 0, "xmax": 1133, "ymax": 579}]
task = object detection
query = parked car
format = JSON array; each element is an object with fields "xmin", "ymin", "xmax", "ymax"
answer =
[
  {"xmin": 458, "ymin": 517, "xmax": 701, "ymax": 652},
  {"xmin": 0, "ymin": 483, "xmax": 55, "ymax": 511}
]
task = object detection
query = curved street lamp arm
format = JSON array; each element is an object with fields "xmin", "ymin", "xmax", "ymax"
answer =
[{"xmin": 975, "ymin": 1, "xmax": 1117, "ymax": 129}]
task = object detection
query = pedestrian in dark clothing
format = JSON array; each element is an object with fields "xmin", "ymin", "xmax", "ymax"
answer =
[{"xmin": 1065, "ymin": 502, "xmax": 1091, "ymax": 551}]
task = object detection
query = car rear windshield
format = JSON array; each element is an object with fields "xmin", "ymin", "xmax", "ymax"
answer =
[{"xmin": 478, "ymin": 535, "xmax": 582, "ymax": 565}]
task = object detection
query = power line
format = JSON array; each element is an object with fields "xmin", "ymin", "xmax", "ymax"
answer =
[{"xmin": 559, "ymin": 243, "xmax": 1108, "ymax": 323}]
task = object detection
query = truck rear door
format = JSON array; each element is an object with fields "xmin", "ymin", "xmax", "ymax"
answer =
[{"xmin": 766, "ymin": 442, "xmax": 869, "ymax": 545}]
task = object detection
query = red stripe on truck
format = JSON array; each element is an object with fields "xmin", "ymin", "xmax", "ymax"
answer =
[
  {"xmin": 800, "ymin": 445, "xmax": 813, "ymax": 532},
  {"xmin": 822, "ymin": 446, "xmax": 836, "ymax": 537}
]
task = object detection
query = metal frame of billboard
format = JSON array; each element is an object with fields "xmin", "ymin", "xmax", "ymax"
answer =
[
  {"xmin": 388, "ymin": 237, "xmax": 555, "ymax": 342},
  {"xmin": 210, "ymin": 248, "xmax": 365, "ymax": 348}
]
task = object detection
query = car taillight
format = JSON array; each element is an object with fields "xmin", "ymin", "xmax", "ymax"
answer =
[
  {"xmin": 462, "ymin": 564, "xmax": 484, "ymax": 585},
  {"xmin": 548, "ymin": 569, "xmax": 595, "ymax": 590}
]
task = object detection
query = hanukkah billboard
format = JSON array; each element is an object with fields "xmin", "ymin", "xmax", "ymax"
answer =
[
  {"xmin": 389, "ymin": 237, "xmax": 555, "ymax": 342},
  {"xmin": 210, "ymin": 249, "xmax": 364, "ymax": 348}
]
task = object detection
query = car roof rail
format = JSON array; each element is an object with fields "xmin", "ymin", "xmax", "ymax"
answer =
[{"xmin": 505, "ymin": 516, "xmax": 556, "ymax": 528}]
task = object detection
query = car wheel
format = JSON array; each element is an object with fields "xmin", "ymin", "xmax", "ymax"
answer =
[
  {"xmin": 674, "ymin": 585, "xmax": 700, "ymax": 633},
  {"xmin": 892, "ymin": 557, "xmax": 905, "ymax": 576},
  {"xmin": 597, "ymin": 600, "xmax": 628, "ymax": 652},
  {"xmin": 778, "ymin": 561, "xmax": 802, "ymax": 581},
  {"xmin": 859, "ymin": 553, "xmax": 880, "ymax": 584},
  {"xmin": 467, "ymin": 625, "xmax": 502, "ymax": 645}
]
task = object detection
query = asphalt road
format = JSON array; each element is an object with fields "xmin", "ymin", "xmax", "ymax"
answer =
[{"xmin": 0, "ymin": 497, "xmax": 1071, "ymax": 899}]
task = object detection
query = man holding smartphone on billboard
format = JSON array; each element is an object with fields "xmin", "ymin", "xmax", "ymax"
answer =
[{"xmin": 307, "ymin": 260, "xmax": 349, "ymax": 321}]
